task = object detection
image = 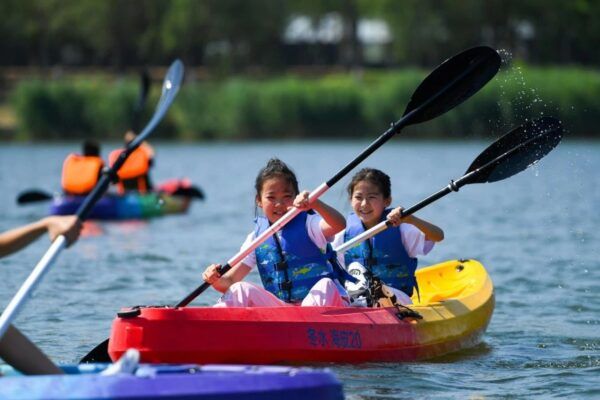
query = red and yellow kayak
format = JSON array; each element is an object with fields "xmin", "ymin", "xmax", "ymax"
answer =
[{"xmin": 109, "ymin": 259, "xmax": 494, "ymax": 364}]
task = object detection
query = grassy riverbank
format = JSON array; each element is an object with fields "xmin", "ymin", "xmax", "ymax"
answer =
[{"xmin": 6, "ymin": 65, "xmax": 600, "ymax": 141}]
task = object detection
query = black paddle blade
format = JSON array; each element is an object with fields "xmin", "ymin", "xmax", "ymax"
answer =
[
  {"xmin": 466, "ymin": 116, "xmax": 563, "ymax": 183},
  {"xmin": 127, "ymin": 60, "xmax": 183, "ymax": 151},
  {"xmin": 402, "ymin": 46, "xmax": 501, "ymax": 126},
  {"xmin": 78, "ymin": 60, "xmax": 184, "ymax": 221},
  {"xmin": 137, "ymin": 69, "xmax": 151, "ymax": 111},
  {"xmin": 80, "ymin": 339, "xmax": 111, "ymax": 363},
  {"xmin": 132, "ymin": 69, "xmax": 151, "ymax": 133},
  {"xmin": 16, "ymin": 189, "xmax": 53, "ymax": 205},
  {"xmin": 172, "ymin": 185, "xmax": 205, "ymax": 200}
]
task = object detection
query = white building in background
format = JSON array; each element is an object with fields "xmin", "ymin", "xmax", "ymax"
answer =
[{"xmin": 283, "ymin": 13, "xmax": 392, "ymax": 66}]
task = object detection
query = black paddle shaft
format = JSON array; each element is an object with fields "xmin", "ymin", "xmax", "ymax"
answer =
[
  {"xmin": 400, "ymin": 117, "xmax": 564, "ymax": 219},
  {"xmin": 132, "ymin": 69, "xmax": 151, "ymax": 133},
  {"xmin": 327, "ymin": 46, "xmax": 500, "ymax": 188},
  {"xmin": 83, "ymin": 47, "xmax": 502, "ymax": 362},
  {"xmin": 138, "ymin": 114, "xmax": 563, "ymax": 360},
  {"xmin": 76, "ymin": 61, "xmax": 183, "ymax": 222},
  {"xmin": 174, "ymin": 46, "xmax": 501, "ymax": 308},
  {"xmin": 177, "ymin": 117, "xmax": 562, "ymax": 359},
  {"xmin": 76, "ymin": 62, "xmax": 184, "ymax": 366},
  {"xmin": 82, "ymin": 118, "xmax": 564, "ymax": 364},
  {"xmin": 344, "ymin": 116, "xmax": 564, "ymax": 252},
  {"xmin": 74, "ymin": 145, "xmax": 140, "ymax": 219},
  {"xmin": 16, "ymin": 139, "xmax": 141, "ymax": 213},
  {"xmin": 176, "ymin": 282, "xmax": 211, "ymax": 308}
]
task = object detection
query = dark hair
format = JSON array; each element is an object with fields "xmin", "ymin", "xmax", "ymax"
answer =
[
  {"xmin": 82, "ymin": 139, "xmax": 100, "ymax": 157},
  {"xmin": 347, "ymin": 168, "xmax": 391, "ymax": 199},
  {"xmin": 255, "ymin": 158, "xmax": 299, "ymax": 197}
]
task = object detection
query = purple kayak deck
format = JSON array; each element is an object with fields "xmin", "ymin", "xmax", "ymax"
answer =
[{"xmin": 0, "ymin": 364, "xmax": 344, "ymax": 400}]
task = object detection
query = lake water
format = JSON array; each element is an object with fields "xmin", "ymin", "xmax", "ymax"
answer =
[{"xmin": 1, "ymin": 140, "xmax": 598, "ymax": 399}]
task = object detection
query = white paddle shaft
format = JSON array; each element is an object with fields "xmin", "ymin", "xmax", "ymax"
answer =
[
  {"xmin": 0, "ymin": 235, "xmax": 67, "ymax": 339},
  {"xmin": 333, "ymin": 220, "xmax": 389, "ymax": 254},
  {"xmin": 226, "ymin": 182, "xmax": 329, "ymax": 268}
]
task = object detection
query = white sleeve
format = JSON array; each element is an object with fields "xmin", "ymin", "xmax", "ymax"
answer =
[
  {"xmin": 239, "ymin": 231, "xmax": 257, "ymax": 270},
  {"xmin": 332, "ymin": 231, "xmax": 346, "ymax": 268},
  {"xmin": 306, "ymin": 213, "xmax": 329, "ymax": 251},
  {"xmin": 400, "ymin": 223, "xmax": 435, "ymax": 258}
]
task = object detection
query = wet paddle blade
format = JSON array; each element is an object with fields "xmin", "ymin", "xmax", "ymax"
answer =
[
  {"xmin": 80, "ymin": 339, "xmax": 111, "ymax": 363},
  {"xmin": 172, "ymin": 185, "xmax": 205, "ymax": 200},
  {"xmin": 176, "ymin": 47, "xmax": 501, "ymax": 309},
  {"xmin": 137, "ymin": 69, "xmax": 151, "ymax": 111},
  {"xmin": 77, "ymin": 60, "xmax": 184, "ymax": 219},
  {"xmin": 466, "ymin": 117, "xmax": 563, "ymax": 183},
  {"xmin": 402, "ymin": 46, "xmax": 501, "ymax": 126},
  {"xmin": 154, "ymin": 61, "xmax": 184, "ymax": 118},
  {"xmin": 17, "ymin": 190, "xmax": 53, "ymax": 204},
  {"xmin": 78, "ymin": 62, "xmax": 187, "ymax": 363},
  {"xmin": 132, "ymin": 69, "xmax": 151, "ymax": 133}
]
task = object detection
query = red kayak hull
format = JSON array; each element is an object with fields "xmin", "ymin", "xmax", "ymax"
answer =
[{"xmin": 109, "ymin": 260, "xmax": 494, "ymax": 364}]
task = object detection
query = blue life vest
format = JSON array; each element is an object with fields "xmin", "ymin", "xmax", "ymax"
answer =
[
  {"xmin": 343, "ymin": 209, "xmax": 418, "ymax": 296},
  {"xmin": 254, "ymin": 212, "xmax": 340, "ymax": 303}
]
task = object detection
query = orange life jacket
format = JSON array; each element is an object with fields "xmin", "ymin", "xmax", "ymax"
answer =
[
  {"xmin": 61, "ymin": 154, "xmax": 104, "ymax": 195},
  {"xmin": 109, "ymin": 146, "xmax": 151, "ymax": 194}
]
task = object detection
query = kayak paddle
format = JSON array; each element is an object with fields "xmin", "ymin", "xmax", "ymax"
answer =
[
  {"xmin": 0, "ymin": 60, "xmax": 184, "ymax": 345},
  {"xmin": 80, "ymin": 46, "xmax": 501, "ymax": 364},
  {"xmin": 171, "ymin": 185, "xmax": 205, "ymax": 200},
  {"xmin": 16, "ymin": 69, "xmax": 154, "ymax": 207},
  {"xmin": 132, "ymin": 69, "xmax": 151, "ymax": 134},
  {"xmin": 79, "ymin": 46, "xmax": 500, "ymax": 364},
  {"xmin": 175, "ymin": 45, "xmax": 501, "ymax": 308},
  {"xmin": 16, "ymin": 190, "xmax": 54, "ymax": 205},
  {"xmin": 335, "ymin": 116, "xmax": 564, "ymax": 254}
]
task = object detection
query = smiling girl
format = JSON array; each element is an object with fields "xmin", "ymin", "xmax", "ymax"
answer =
[
  {"xmin": 333, "ymin": 168, "xmax": 444, "ymax": 305},
  {"xmin": 202, "ymin": 158, "xmax": 349, "ymax": 307}
]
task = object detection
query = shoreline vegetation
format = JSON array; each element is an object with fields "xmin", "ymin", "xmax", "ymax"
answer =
[{"xmin": 3, "ymin": 64, "xmax": 599, "ymax": 141}]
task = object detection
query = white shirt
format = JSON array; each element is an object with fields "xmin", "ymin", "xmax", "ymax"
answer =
[
  {"xmin": 332, "ymin": 223, "xmax": 434, "ymax": 267},
  {"xmin": 240, "ymin": 214, "xmax": 329, "ymax": 270}
]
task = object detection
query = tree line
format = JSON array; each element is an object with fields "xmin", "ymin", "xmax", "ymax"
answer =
[{"xmin": 1, "ymin": 0, "xmax": 598, "ymax": 71}]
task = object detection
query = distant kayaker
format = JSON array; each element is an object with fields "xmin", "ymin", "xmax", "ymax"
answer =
[
  {"xmin": 202, "ymin": 158, "xmax": 350, "ymax": 307},
  {"xmin": 332, "ymin": 168, "xmax": 444, "ymax": 306},
  {"xmin": 109, "ymin": 130, "xmax": 155, "ymax": 194},
  {"xmin": 61, "ymin": 140, "xmax": 104, "ymax": 196},
  {"xmin": 0, "ymin": 215, "xmax": 82, "ymax": 375}
]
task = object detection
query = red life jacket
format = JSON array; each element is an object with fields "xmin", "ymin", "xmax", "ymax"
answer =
[{"xmin": 61, "ymin": 154, "xmax": 104, "ymax": 195}]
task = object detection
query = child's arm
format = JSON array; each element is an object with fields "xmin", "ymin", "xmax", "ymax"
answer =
[
  {"xmin": 0, "ymin": 216, "xmax": 82, "ymax": 258},
  {"xmin": 202, "ymin": 262, "xmax": 251, "ymax": 293},
  {"xmin": 0, "ymin": 325, "xmax": 63, "ymax": 375},
  {"xmin": 293, "ymin": 191, "xmax": 345, "ymax": 238},
  {"xmin": 387, "ymin": 207, "xmax": 444, "ymax": 242}
]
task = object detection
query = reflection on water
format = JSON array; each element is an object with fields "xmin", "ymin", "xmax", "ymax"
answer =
[{"xmin": 81, "ymin": 221, "xmax": 104, "ymax": 237}]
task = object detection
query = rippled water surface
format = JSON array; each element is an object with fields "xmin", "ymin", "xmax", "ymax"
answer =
[{"xmin": 1, "ymin": 140, "xmax": 598, "ymax": 399}]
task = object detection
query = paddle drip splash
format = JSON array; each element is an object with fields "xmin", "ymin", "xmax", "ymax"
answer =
[{"xmin": 495, "ymin": 49, "xmax": 558, "ymax": 136}]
